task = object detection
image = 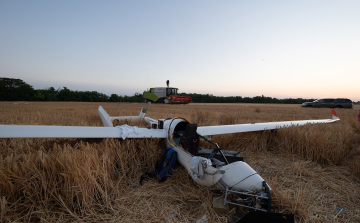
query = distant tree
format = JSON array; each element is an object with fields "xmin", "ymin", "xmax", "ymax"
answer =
[
  {"xmin": 98, "ymin": 92, "xmax": 109, "ymax": 102},
  {"xmin": 57, "ymin": 87, "xmax": 77, "ymax": 101},
  {"xmin": 43, "ymin": 87, "xmax": 58, "ymax": 101},
  {"xmin": 80, "ymin": 91, "xmax": 94, "ymax": 102},
  {"xmin": 0, "ymin": 77, "xmax": 35, "ymax": 101},
  {"xmin": 132, "ymin": 92, "xmax": 143, "ymax": 102},
  {"xmin": 110, "ymin": 94, "xmax": 120, "ymax": 102},
  {"xmin": 34, "ymin": 90, "xmax": 45, "ymax": 101}
]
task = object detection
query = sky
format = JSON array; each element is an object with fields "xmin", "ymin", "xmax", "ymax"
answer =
[{"xmin": 1, "ymin": 1, "xmax": 359, "ymax": 101}]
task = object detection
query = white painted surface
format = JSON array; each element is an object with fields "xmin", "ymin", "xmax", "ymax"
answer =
[
  {"xmin": 218, "ymin": 161, "xmax": 266, "ymax": 191},
  {"xmin": 0, "ymin": 125, "xmax": 167, "ymax": 138},
  {"xmin": 197, "ymin": 118, "xmax": 339, "ymax": 136},
  {"xmin": 110, "ymin": 116, "xmax": 140, "ymax": 121},
  {"xmin": 98, "ymin": 106, "xmax": 113, "ymax": 127}
]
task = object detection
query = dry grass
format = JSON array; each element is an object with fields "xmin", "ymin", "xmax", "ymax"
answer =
[{"xmin": 0, "ymin": 102, "xmax": 360, "ymax": 222}]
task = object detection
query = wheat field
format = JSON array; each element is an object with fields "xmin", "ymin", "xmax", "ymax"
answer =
[{"xmin": 0, "ymin": 102, "xmax": 359, "ymax": 222}]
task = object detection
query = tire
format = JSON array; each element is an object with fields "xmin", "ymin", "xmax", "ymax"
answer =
[{"xmin": 144, "ymin": 98, "xmax": 148, "ymax": 103}]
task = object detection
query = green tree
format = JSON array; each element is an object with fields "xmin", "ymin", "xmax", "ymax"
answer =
[
  {"xmin": 44, "ymin": 87, "xmax": 58, "ymax": 101},
  {"xmin": 110, "ymin": 94, "xmax": 120, "ymax": 102},
  {"xmin": 34, "ymin": 90, "xmax": 45, "ymax": 101},
  {"xmin": 57, "ymin": 87, "xmax": 76, "ymax": 101},
  {"xmin": 0, "ymin": 77, "xmax": 35, "ymax": 101}
]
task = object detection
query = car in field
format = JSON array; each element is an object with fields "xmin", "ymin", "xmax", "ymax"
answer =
[{"xmin": 301, "ymin": 98, "xmax": 353, "ymax": 108}]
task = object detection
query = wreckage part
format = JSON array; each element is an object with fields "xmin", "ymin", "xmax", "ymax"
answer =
[
  {"xmin": 138, "ymin": 102, "xmax": 150, "ymax": 120},
  {"xmin": 230, "ymin": 172, "xmax": 260, "ymax": 189},
  {"xmin": 218, "ymin": 155, "xmax": 244, "ymax": 164},
  {"xmin": 151, "ymin": 123, "xmax": 158, "ymax": 129},
  {"xmin": 197, "ymin": 135, "xmax": 230, "ymax": 164},
  {"xmin": 263, "ymin": 181, "xmax": 272, "ymax": 212},
  {"xmin": 198, "ymin": 134, "xmax": 218, "ymax": 148},
  {"xmin": 218, "ymin": 161, "xmax": 266, "ymax": 191},
  {"xmin": 164, "ymin": 117, "xmax": 270, "ymax": 192},
  {"xmin": 212, "ymin": 196, "xmax": 230, "ymax": 214},
  {"xmin": 165, "ymin": 117, "xmax": 189, "ymax": 137},
  {"xmin": 210, "ymin": 158, "xmax": 225, "ymax": 167},
  {"xmin": 230, "ymin": 211, "xmax": 294, "ymax": 223},
  {"xmin": 111, "ymin": 116, "xmax": 140, "ymax": 122},
  {"xmin": 170, "ymin": 145, "xmax": 224, "ymax": 187},
  {"xmin": 198, "ymin": 148, "xmax": 240, "ymax": 157},
  {"xmin": 224, "ymin": 181, "xmax": 272, "ymax": 213},
  {"xmin": 207, "ymin": 148, "xmax": 230, "ymax": 165},
  {"xmin": 110, "ymin": 103, "xmax": 151, "ymax": 122},
  {"xmin": 224, "ymin": 187, "xmax": 270, "ymax": 212},
  {"xmin": 158, "ymin": 119, "xmax": 164, "ymax": 129},
  {"xmin": 198, "ymin": 149, "xmax": 244, "ymax": 165},
  {"xmin": 180, "ymin": 124, "xmax": 199, "ymax": 155},
  {"xmin": 228, "ymin": 213, "xmax": 244, "ymax": 223},
  {"xmin": 218, "ymin": 150, "xmax": 229, "ymax": 165},
  {"xmin": 144, "ymin": 117, "xmax": 158, "ymax": 126},
  {"xmin": 112, "ymin": 103, "xmax": 150, "ymax": 121},
  {"xmin": 167, "ymin": 118, "xmax": 191, "ymax": 145},
  {"xmin": 141, "ymin": 102, "xmax": 151, "ymax": 114},
  {"xmin": 219, "ymin": 178, "xmax": 230, "ymax": 188}
]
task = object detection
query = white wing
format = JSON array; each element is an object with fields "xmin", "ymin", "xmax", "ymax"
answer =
[
  {"xmin": 197, "ymin": 110, "xmax": 339, "ymax": 136},
  {"xmin": 0, "ymin": 104, "xmax": 166, "ymax": 139},
  {"xmin": 0, "ymin": 106, "xmax": 339, "ymax": 139},
  {"xmin": 0, "ymin": 125, "xmax": 166, "ymax": 138}
]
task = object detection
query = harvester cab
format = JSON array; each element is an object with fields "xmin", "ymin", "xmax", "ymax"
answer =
[{"xmin": 142, "ymin": 80, "xmax": 192, "ymax": 104}]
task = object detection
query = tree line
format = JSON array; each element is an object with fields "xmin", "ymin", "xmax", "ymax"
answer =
[
  {"xmin": 0, "ymin": 77, "xmax": 316, "ymax": 104},
  {"xmin": 179, "ymin": 93, "xmax": 315, "ymax": 104},
  {"xmin": 0, "ymin": 78, "xmax": 143, "ymax": 102}
]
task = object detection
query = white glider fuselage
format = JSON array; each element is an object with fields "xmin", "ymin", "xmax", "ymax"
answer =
[
  {"xmin": 156, "ymin": 117, "xmax": 266, "ymax": 191},
  {"xmin": 171, "ymin": 144, "xmax": 264, "ymax": 191}
]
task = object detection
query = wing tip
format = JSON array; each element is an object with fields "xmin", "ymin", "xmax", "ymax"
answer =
[{"xmin": 331, "ymin": 110, "xmax": 340, "ymax": 120}]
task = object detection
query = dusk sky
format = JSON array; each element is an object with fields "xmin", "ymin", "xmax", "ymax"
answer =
[{"xmin": 1, "ymin": 1, "xmax": 359, "ymax": 101}]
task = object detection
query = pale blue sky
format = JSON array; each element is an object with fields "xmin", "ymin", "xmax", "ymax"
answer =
[{"xmin": 1, "ymin": 1, "xmax": 359, "ymax": 101}]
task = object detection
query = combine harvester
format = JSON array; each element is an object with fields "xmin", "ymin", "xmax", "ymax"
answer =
[
  {"xmin": 0, "ymin": 103, "xmax": 340, "ymax": 221},
  {"xmin": 142, "ymin": 80, "xmax": 192, "ymax": 104}
]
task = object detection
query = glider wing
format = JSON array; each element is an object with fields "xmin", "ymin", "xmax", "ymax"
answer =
[
  {"xmin": 197, "ymin": 110, "xmax": 339, "ymax": 136},
  {"xmin": 0, "ymin": 125, "xmax": 166, "ymax": 139}
]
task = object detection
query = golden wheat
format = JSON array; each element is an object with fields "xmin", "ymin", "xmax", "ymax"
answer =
[{"xmin": 0, "ymin": 102, "xmax": 359, "ymax": 222}]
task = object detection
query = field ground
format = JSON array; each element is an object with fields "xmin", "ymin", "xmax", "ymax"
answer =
[{"xmin": 0, "ymin": 102, "xmax": 360, "ymax": 222}]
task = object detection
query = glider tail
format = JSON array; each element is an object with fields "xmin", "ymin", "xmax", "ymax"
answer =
[{"xmin": 98, "ymin": 106, "xmax": 114, "ymax": 127}]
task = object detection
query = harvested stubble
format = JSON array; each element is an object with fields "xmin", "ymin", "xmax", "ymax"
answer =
[{"xmin": 0, "ymin": 102, "xmax": 360, "ymax": 222}]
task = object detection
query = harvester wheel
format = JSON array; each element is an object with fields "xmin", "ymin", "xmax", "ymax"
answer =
[{"xmin": 144, "ymin": 98, "xmax": 148, "ymax": 103}]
